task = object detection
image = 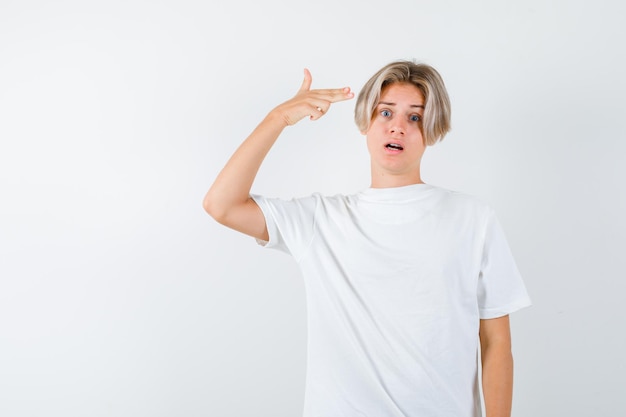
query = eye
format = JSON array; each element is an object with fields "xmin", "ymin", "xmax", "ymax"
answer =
[
  {"xmin": 410, "ymin": 114, "xmax": 422, "ymax": 122},
  {"xmin": 380, "ymin": 109, "xmax": 392, "ymax": 118}
]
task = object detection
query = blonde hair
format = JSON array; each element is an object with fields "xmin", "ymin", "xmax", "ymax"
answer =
[{"xmin": 354, "ymin": 60, "xmax": 451, "ymax": 146}]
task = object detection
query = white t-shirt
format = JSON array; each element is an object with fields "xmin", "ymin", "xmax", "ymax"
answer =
[{"xmin": 251, "ymin": 183, "xmax": 531, "ymax": 417}]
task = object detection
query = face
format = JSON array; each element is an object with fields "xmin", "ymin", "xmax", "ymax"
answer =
[{"xmin": 363, "ymin": 82, "xmax": 426, "ymax": 186}]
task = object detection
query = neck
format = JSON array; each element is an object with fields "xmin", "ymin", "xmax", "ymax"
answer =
[
  {"xmin": 370, "ymin": 171, "xmax": 424, "ymax": 189},
  {"xmin": 369, "ymin": 152, "xmax": 425, "ymax": 188}
]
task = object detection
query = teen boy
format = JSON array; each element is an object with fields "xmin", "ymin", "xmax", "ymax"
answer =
[{"xmin": 203, "ymin": 60, "xmax": 531, "ymax": 417}]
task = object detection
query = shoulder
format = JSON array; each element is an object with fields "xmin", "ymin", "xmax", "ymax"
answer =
[
  {"xmin": 251, "ymin": 191, "xmax": 354, "ymax": 216},
  {"xmin": 434, "ymin": 185, "xmax": 491, "ymax": 208},
  {"xmin": 430, "ymin": 186, "xmax": 495, "ymax": 222}
]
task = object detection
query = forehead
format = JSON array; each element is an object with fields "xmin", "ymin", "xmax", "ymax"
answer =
[{"xmin": 379, "ymin": 82, "xmax": 424, "ymax": 105}]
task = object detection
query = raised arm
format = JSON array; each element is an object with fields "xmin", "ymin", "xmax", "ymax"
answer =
[{"xmin": 202, "ymin": 69, "xmax": 354, "ymax": 241}]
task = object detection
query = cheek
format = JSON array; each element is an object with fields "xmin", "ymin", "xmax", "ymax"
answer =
[
  {"xmin": 365, "ymin": 134, "xmax": 379, "ymax": 154},
  {"xmin": 412, "ymin": 125, "xmax": 425, "ymax": 139}
]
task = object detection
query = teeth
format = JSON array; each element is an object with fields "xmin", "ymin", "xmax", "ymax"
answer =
[{"xmin": 386, "ymin": 144, "xmax": 403, "ymax": 150}]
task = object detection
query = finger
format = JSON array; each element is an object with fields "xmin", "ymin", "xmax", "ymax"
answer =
[
  {"xmin": 310, "ymin": 102, "xmax": 325, "ymax": 113},
  {"xmin": 307, "ymin": 93, "xmax": 349, "ymax": 117},
  {"xmin": 308, "ymin": 103, "xmax": 326, "ymax": 121},
  {"xmin": 310, "ymin": 86, "xmax": 355, "ymax": 103},
  {"xmin": 310, "ymin": 110, "xmax": 324, "ymax": 121},
  {"xmin": 298, "ymin": 68, "xmax": 312, "ymax": 93}
]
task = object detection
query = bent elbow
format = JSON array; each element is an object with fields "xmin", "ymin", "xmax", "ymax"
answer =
[{"xmin": 202, "ymin": 193, "xmax": 227, "ymax": 224}]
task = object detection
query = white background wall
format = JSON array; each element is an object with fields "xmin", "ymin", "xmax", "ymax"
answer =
[{"xmin": 1, "ymin": 0, "xmax": 625, "ymax": 416}]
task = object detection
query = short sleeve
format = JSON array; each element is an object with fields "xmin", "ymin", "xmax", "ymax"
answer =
[
  {"xmin": 250, "ymin": 194, "xmax": 319, "ymax": 260},
  {"xmin": 477, "ymin": 210, "xmax": 532, "ymax": 319}
]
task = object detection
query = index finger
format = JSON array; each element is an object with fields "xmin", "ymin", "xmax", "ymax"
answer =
[{"xmin": 312, "ymin": 87, "xmax": 355, "ymax": 103}]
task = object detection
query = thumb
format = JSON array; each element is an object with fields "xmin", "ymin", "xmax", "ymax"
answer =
[{"xmin": 298, "ymin": 68, "xmax": 312, "ymax": 92}]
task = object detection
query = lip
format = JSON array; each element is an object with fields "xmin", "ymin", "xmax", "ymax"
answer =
[{"xmin": 384, "ymin": 140, "xmax": 405, "ymax": 153}]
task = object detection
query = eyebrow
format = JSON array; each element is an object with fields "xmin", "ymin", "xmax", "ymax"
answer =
[{"xmin": 378, "ymin": 101, "xmax": 425, "ymax": 109}]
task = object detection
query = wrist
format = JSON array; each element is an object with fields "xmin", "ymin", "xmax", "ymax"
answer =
[{"xmin": 266, "ymin": 107, "xmax": 291, "ymax": 129}]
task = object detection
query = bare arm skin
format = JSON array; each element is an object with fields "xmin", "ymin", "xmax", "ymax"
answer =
[
  {"xmin": 480, "ymin": 315, "xmax": 514, "ymax": 417},
  {"xmin": 203, "ymin": 69, "xmax": 354, "ymax": 241}
]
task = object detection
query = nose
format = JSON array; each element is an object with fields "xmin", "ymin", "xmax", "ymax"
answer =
[{"xmin": 389, "ymin": 120, "xmax": 406, "ymax": 135}]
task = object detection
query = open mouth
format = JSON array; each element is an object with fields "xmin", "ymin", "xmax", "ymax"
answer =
[{"xmin": 385, "ymin": 143, "xmax": 404, "ymax": 151}]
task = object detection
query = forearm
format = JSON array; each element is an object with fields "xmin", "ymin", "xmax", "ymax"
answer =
[
  {"xmin": 203, "ymin": 111, "xmax": 286, "ymax": 220},
  {"xmin": 481, "ymin": 342, "xmax": 514, "ymax": 417},
  {"xmin": 202, "ymin": 68, "xmax": 353, "ymax": 236}
]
